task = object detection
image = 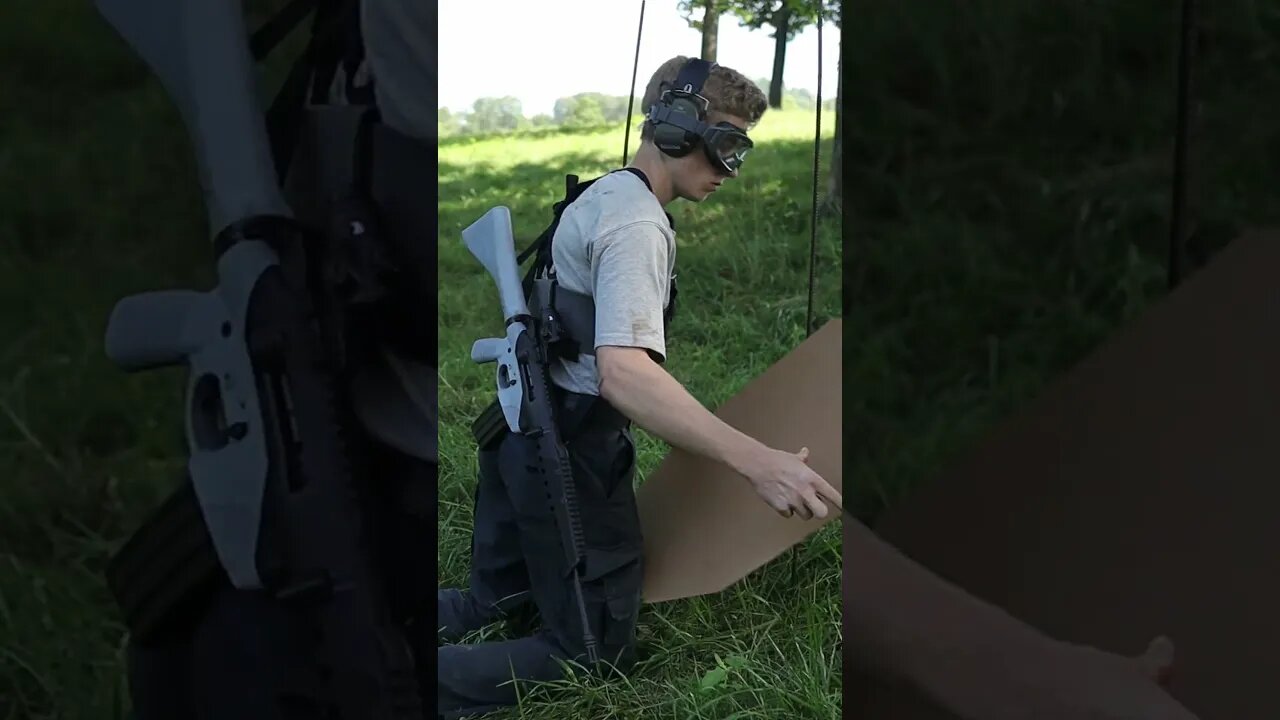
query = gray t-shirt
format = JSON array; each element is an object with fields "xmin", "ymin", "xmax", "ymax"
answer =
[
  {"xmin": 342, "ymin": 1, "xmax": 435, "ymax": 462},
  {"xmin": 548, "ymin": 170, "xmax": 677, "ymax": 395}
]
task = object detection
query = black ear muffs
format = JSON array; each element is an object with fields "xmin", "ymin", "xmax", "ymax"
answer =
[{"xmin": 648, "ymin": 58, "xmax": 713, "ymax": 158}]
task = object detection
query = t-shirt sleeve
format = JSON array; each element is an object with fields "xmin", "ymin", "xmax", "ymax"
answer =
[{"xmin": 589, "ymin": 220, "xmax": 670, "ymax": 361}]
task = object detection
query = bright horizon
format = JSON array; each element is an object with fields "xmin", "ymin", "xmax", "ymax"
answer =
[{"xmin": 438, "ymin": 1, "xmax": 840, "ymax": 118}]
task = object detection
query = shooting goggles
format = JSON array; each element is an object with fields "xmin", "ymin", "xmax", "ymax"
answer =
[
  {"xmin": 650, "ymin": 100, "xmax": 755, "ymax": 175},
  {"xmin": 702, "ymin": 122, "xmax": 754, "ymax": 174}
]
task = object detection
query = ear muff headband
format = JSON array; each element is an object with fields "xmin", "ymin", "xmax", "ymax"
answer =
[
  {"xmin": 650, "ymin": 58, "xmax": 713, "ymax": 158},
  {"xmin": 647, "ymin": 58, "xmax": 754, "ymax": 175}
]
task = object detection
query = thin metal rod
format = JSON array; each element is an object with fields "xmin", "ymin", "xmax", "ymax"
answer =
[
  {"xmin": 623, "ymin": 0, "xmax": 647, "ymax": 167},
  {"xmin": 1169, "ymin": 0, "xmax": 1196, "ymax": 288},
  {"xmin": 791, "ymin": 6, "xmax": 826, "ymax": 589},
  {"xmin": 805, "ymin": 10, "xmax": 824, "ymax": 337}
]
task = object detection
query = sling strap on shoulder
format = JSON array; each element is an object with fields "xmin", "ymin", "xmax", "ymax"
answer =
[
  {"xmin": 255, "ymin": 0, "xmax": 371, "ymax": 183},
  {"xmin": 516, "ymin": 168, "xmax": 678, "ymax": 348},
  {"xmin": 473, "ymin": 169, "xmax": 678, "ymax": 451}
]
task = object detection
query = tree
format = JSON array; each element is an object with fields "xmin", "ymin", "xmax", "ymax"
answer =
[
  {"xmin": 551, "ymin": 93, "xmax": 637, "ymax": 126},
  {"xmin": 565, "ymin": 95, "xmax": 607, "ymax": 127},
  {"xmin": 728, "ymin": 0, "xmax": 839, "ymax": 109},
  {"xmin": 437, "ymin": 107, "xmax": 463, "ymax": 137},
  {"xmin": 552, "ymin": 96, "xmax": 576, "ymax": 126},
  {"xmin": 467, "ymin": 96, "xmax": 524, "ymax": 134},
  {"xmin": 678, "ymin": 0, "xmax": 722, "ymax": 62}
]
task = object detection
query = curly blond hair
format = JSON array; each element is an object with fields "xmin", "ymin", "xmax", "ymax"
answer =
[{"xmin": 640, "ymin": 56, "xmax": 767, "ymax": 141}]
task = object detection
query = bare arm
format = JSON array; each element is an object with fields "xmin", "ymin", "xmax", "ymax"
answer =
[
  {"xmin": 597, "ymin": 345, "xmax": 841, "ymax": 519},
  {"xmin": 585, "ymin": 221, "xmax": 838, "ymax": 518},
  {"xmin": 844, "ymin": 515, "xmax": 1050, "ymax": 708},
  {"xmin": 597, "ymin": 345, "xmax": 763, "ymax": 473},
  {"xmin": 845, "ymin": 517, "xmax": 1196, "ymax": 720}
]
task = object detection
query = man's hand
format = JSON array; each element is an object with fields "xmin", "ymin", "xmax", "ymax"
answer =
[
  {"xmin": 732, "ymin": 444, "xmax": 842, "ymax": 520},
  {"xmin": 999, "ymin": 635, "xmax": 1196, "ymax": 720},
  {"xmin": 915, "ymin": 633, "xmax": 1198, "ymax": 720},
  {"xmin": 943, "ymin": 634, "xmax": 1194, "ymax": 720},
  {"xmin": 597, "ymin": 346, "xmax": 840, "ymax": 519},
  {"xmin": 846, "ymin": 517, "xmax": 1199, "ymax": 720}
]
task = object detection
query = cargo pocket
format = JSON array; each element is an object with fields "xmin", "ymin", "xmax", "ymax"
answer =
[
  {"xmin": 605, "ymin": 429, "xmax": 637, "ymax": 501},
  {"xmin": 581, "ymin": 547, "xmax": 643, "ymax": 672},
  {"xmin": 603, "ymin": 579, "xmax": 641, "ymax": 666}
]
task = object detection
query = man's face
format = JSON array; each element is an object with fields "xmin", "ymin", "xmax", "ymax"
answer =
[{"xmin": 670, "ymin": 111, "xmax": 751, "ymax": 203}]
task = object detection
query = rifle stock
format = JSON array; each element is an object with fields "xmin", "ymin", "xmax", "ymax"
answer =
[
  {"xmin": 464, "ymin": 206, "xmax": 529, "ymax": 434},
  {"xmin": 462, "ymin": 206, "xmax": 529, "ymax": 321},
  {"xmin": 95, "ymin": 0, "xmax": 290, "ymax": 238}
]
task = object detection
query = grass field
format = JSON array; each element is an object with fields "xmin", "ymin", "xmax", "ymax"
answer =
[
  {"xmin": 0, "ymin": 2, "xmax": 221, "ymax": 716},
  {"xmin": 0, "ymin": 0, "xmax": 331, "ymax": 715},
  {"xmin": 437, "ymin": 108, "xmax": 841, "ymax": 719}
]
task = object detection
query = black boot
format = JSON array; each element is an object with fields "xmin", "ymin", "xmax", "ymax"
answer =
[{"xmin": 436, "ymin": 588, "xmax": 508, "ymax": 644}]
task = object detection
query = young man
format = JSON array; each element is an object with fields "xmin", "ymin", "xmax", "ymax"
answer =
[{"xmin": 436, "ymin": 56, "xmax": 842, "ymax": 719}]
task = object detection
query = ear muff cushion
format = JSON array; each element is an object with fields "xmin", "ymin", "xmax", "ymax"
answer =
[
  {"xmin": 650, "ymin": 58, "xmax": 714, "ymax": 158},
  {"xmin": 653, "ymin": 96, "xmax": 703, "ymax": 157}
]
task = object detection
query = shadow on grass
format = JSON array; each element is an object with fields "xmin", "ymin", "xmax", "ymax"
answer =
[
  {"xmin": 843, "ymin": 0, "xmax": 1280, "ymax": 522},
  {"xmin": 439, "ymin": 137, "xmax": 839, "ymax": 242},
  {"xmin": 438, "ymin": 137, "xmax": 843, "ymax": 360}
]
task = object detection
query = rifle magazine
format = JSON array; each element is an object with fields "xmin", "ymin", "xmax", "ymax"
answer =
[
  {"xmin": 471, "ymin": 398, "xmax": 509, "ymax": 451},
  {"xmin": 105, "ymin": 478, "xmax": 227, "ymax": 645}
]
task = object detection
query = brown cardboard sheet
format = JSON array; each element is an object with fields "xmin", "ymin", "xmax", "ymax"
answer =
[
  {"xmin": 847, "ymin": 230, "xmax": 1280, "ymax": 719},
  {"xmin": 637, "ymin": 318, "xmax": 843, "ymax": 603}
]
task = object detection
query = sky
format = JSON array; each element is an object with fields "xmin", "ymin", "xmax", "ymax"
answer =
[{"xmin": 438, "ymin": 1, "xmax": 841, "ymax": 118}]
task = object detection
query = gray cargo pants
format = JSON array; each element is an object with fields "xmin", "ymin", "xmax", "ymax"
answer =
[{"xmin": 436, "ymin": 391, "xmax": 646, "ymax": 719}]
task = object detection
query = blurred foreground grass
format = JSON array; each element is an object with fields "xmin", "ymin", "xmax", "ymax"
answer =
[{"xmin": 845, "ymin": 0, "xmax": 1280, "ymax": 522}]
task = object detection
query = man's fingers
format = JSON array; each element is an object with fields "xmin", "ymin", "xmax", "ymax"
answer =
[
  {"xmin": 769, "ymin": 494, "xmax": 792, "ymax": 517},
  {"xmin": 1139, "ymin": 635, "xmax": 1176, "ymax": 687},
  {"xmin": 800, "ymin": 487, "xmax": 828, "ymax": 520},
  {"xmin": 790, "ymin": 449, "xmax": 842, "ymax": 511},
  {"xmin": 807, "ymin": 472, "xmax": 843, "ymax": 513},
  {"xmin": 805, "ymin": 473, "xmax": 842, "ymax": 510}
]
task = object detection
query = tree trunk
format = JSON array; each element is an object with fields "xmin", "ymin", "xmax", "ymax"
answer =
[
  {"xmin": 769, "ymin": 5, "xmax": 791, "ymax": 109},
  {"xmin": 701, "ymin": 0, "xmax": 720, "ymax": 62},
  {"xmin": 823, "ymin": 45, "xmax": 842, "ymax": 216}
]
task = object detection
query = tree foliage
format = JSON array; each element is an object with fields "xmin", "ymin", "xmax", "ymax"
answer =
[
  {"xmin": 677, "ymin": 0, "xmax": 714, "ymax": 32},
  {"xmin": 438, "ymin": 93, "xmax": 643, "ymax": 137},
  {"xmin": 678, "ymin": 0, "xmax": 725, "ymax": 61},
  {"xmin": 553, "ymin": 93, "xmax": 641, "ymax": 127},
  {"xmin": 728, "ymin": 0, "xmax": 839, "ymax": 41},
  {"xmin": 467, "ymin": 96, "xmax": 525, "ymax": 134},
  {"xmin": 726, "ymin": 0, "xmax": 839, "ymax": 108}
]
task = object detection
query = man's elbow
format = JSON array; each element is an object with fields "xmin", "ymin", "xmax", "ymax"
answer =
[{"xmin": 596, "ymin": 346, "xmax": 650, "ymax": 401}]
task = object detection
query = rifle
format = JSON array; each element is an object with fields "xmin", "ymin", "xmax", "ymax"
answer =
[
  {"xmin": 463, "ymin": 206, "xmax": 600, "ymax": 664},
  {"xmin": 96, "ymin": 0, "xmax": 421, "ymax": 715}
]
